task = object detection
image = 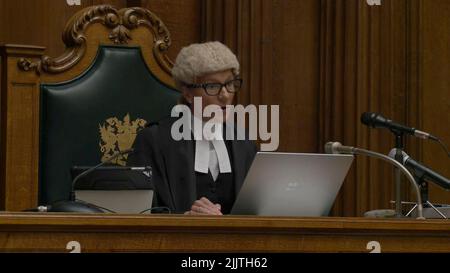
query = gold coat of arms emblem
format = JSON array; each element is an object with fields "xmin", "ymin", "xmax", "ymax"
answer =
[{"xmin": 99, "ymin": 113, "xmax": 147, "ymax": 166}]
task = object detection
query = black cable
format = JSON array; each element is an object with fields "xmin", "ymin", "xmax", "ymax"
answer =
[
  {"xmin": 23, "ymin": 202, "xmax": 168, "ymax": 214},
  {"xmin": 436, "ymin": 137, "xmax": 450, "ymax": 158},
  {"xmin": 75, "ymin": 199, "xmax": 117, "ymax": 213},
  {"xmin": 22, "ymin": 208, "xmax": 41, "ymax": 212},
  {"xmin": 76, "ymin": 200, "xmax": 171, "ymax": 214},
  {"xmin": 139, "ymin": 207, "xmax": 172, "ymax": 214}
]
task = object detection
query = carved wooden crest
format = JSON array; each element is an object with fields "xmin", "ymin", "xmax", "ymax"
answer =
[{"xmin": 18, "ymin": 5, "xmax": 173, "ymax": 75}]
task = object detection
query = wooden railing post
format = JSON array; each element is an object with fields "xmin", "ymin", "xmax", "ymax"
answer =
[{"xmin": 0, "ymin": 44, "xmax": 45, "ymax": 211}]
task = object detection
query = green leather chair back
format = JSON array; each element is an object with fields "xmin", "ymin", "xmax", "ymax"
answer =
[{"xmin": 39, "ymin": 45, "xmax": 180, "ymax": 205}]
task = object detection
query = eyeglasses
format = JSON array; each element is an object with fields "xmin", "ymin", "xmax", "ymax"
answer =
[{"xmin": 185, "ymin": 78, "xmax": 243, "ymax": 96}]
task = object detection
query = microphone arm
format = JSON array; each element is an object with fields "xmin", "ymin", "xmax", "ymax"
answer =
[
  {"xmin": 325, "ymin": 142, "xmax": 425, "ymax": 219},
  {"xmin": 69, "ymin": 148, "xmax": 134, "ymax": 201},
  {"xmin": 388, "ymin": 149, "xmax": 450, "ymax": 190}
]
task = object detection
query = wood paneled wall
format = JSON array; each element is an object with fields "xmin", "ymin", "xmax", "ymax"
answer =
[
  {"xmin": 0, "ymin": 0, "xmax": 448, "ymax": 216},
  {"xmin": 419, "ymin": 0, "xmax": 450, "ymax": 204},
  {"xmin": 0, "ymin": 0, "xmax": 201, "ymax": 60},
  {"xmin": 203, "ymin": 0, "xmax": 450, "ymax": 216},
  {"xmin": 318, "ymin": 0, "xmax": 411, "ymax": 216},
  {"xmin": 0, "ymin": 0, "xmax": 128, "ymax": 57},
  {"xmin": 140, "ymin": 0, "xmax": 202, "ymax": 61},
  {"xmin": 202, "ymin": 0, "xmax": 321, "ymax": 153}
]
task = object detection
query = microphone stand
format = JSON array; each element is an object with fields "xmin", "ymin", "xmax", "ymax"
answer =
[
  {"xmin": 352, "ymin": 147, "xmax": 425, "ymax": 219},
  {"xmin": 387, "ymin": 148, "xmax": 450, "ymax": 219},
  {"xmin": 48, "ymin": 148, "xmax": 135, "ymax": 213},
  {"xmin": 404, "ymin": 171, "xmax": 447, "ymax": 219},
  {"xmin": 70, "ymin": 148, "xmax": 134, "ymax": 201},
  {"xmin": 326, "ymin": 142, "xmax": 425, "ymax": 219},
  {"xmin": 393, "ymin": 132, "xmax": 404, "ymax": 218}
]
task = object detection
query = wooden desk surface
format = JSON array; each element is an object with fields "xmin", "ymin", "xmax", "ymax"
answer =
[{"xmin": 0, "ymin": 212, "xmax": 449, "ymax": 252}]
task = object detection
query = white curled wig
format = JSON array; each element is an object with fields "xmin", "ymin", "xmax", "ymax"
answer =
[{"xmin": 172, "ymin": 41, "xmax": 240, "ymax": 95}]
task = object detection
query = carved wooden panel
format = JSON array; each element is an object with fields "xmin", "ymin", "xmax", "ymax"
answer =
[{"xmin": 18, "ymin": 5, "xmax": 173, "ymax": 78}]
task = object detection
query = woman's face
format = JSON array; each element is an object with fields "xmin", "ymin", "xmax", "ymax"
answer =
[{"xmin": 182, "ymin": 69, "xmax": 236, "ymax": 122}]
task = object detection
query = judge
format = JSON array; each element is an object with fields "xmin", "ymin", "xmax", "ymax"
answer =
[{"xmin": 128, "ymin": 41, "xmax": 257, "ymax": 215}]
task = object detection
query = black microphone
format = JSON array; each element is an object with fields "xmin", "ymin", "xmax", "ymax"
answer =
[
  {"xmin": 48, "ymin": 148, "xmax": 135, "ymax": 213},
  {"xmin": 388, "ymin": 149, "xmax": 450, "ymax": 190},
  {"xmin": 361, "ymin": 112, "xmax": 437, "ymax": 140}
]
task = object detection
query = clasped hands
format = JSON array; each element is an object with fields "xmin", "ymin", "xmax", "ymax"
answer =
[{"xmin": 184, "ymin": 197, "xmax": 223, "ymax": 215}]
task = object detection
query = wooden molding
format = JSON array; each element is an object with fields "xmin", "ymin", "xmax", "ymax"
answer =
[
  {"xmin": 119, "ymin": 7, "xmax": 173, "ymax": 74},
  {"xmin": 17, "ymin": 5, "xmax": 173, "ymax": 75}
]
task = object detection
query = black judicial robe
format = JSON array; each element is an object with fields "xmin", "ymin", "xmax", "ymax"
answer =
[{"xmin": 127, "ymin": 116, "xmax": 257, "ymax": 213}]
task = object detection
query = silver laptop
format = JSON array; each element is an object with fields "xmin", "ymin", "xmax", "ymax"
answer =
[{"xmin": 230, "ymin": 152, "xmax": 354, "ymax": 217}]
